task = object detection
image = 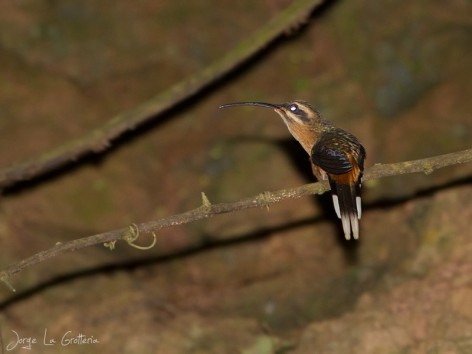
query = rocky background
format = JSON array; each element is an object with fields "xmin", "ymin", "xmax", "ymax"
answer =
[{"xmin": 0, "ymin": 1, "xmax": 471, "ymax": 353}]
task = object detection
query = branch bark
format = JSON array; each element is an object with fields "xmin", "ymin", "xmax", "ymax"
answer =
[
  {"xmin": 1, "ymin": 148, "xmax": 471, "ymax": 290},
  {"xmin": 0, "ymin": 0, "xmax": 324, "ymax": 191}
]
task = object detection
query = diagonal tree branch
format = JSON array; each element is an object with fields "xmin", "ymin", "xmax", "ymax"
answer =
[
  {"xmin": 1, "ymin": 148, "xmax": 471, "ymax": 290},
  {"xmin": 0, "ymin": 0, "xmax": 324, "ymax": 191}
]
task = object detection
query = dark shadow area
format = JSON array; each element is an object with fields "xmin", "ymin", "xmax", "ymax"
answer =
[{"xmin": 0, "ymin": 214, "xmax": 323, "ymax": 311}]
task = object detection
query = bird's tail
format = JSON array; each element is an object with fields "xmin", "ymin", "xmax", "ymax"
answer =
[{"xmin": 329, "ymin": 178, "xmax": 362, "ymax": 240}]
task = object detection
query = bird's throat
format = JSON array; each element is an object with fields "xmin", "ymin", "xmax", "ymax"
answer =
[{"xmin": 283, "ymin": 120, "xmax": 317, "ymax": 155}]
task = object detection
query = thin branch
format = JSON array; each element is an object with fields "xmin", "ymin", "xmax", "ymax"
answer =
[
  {"xmin": 1, "ymin": 148, "xmax": 471, "ymax": 290},
  {"xmin": 0, "ymin": 0, "xmax": 324, "ymax": 191}
]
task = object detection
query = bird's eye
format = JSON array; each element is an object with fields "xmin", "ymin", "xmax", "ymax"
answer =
[{"xmin": 289, "ymin": 104, "xmax": 299, "ymax": 112}]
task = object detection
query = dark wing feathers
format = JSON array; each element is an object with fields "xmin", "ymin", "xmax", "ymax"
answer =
[
  {"xmin": 311, "ymin": 144, "xmax": 353, "ymax": 174},
  {"xmin": 311, "ymin": 130, "xmax": 362, "ymax": 175}
]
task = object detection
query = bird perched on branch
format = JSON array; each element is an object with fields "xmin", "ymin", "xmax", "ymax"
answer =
[{"xmin": 220, "ymin": 100, "xmax": 366, "ymax": 240}]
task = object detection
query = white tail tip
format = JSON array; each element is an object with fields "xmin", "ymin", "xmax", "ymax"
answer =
[
  {"xmin": 332, "ymin": 195, "xmax": 341, "ymax": 219},
  {"xmin": 340, "ymin": 212, "xmax": 360, "ymax": 240}
]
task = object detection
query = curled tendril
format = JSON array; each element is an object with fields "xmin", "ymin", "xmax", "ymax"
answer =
[{"xmin": 123, "ymin": 223, "xmax": 157, "ymax": 250}]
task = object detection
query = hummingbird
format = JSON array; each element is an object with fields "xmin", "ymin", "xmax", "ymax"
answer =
[{"xmin": 219, "ymin": 100, "xmax": 366, "ymax": 240}]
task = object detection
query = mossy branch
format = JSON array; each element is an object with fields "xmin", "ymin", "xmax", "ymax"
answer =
[
  {"xmin": 1, "ymin": 148, "xmax": 471, "ymax": 290},
  {"xmin": 0, "ymin": 0, "xmax": 324, "ymax": 191}
]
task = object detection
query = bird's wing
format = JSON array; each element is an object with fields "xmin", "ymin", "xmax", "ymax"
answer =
[{"xmin": 311, "ymin": 133, "xmax": 353, "ymax": 175}]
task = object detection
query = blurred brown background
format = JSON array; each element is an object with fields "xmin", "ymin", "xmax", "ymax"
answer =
[{"xmin": 0, "ymin": 0, "xmax": 471, "ymax": 353}]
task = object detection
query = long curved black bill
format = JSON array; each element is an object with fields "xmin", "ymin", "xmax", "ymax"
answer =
[{"xmin": 219, "ymin": 102, "xmax": 280, "ymax": 109}]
